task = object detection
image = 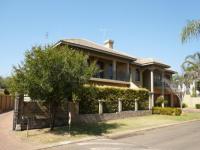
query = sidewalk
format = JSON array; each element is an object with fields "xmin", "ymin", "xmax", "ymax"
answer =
[{"xmin": 0, "ymin": 111, "xmax": 44, "ymax": 150}]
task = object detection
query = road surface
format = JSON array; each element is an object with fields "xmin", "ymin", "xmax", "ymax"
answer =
[{"xmin": 45, "ymin": 120, "xmax": 200, "ymax": 150}]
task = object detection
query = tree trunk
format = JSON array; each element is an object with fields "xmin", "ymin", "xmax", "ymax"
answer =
[{"xmin": 49, "ymin": 102, "xmax": 58, "ymax": 131}]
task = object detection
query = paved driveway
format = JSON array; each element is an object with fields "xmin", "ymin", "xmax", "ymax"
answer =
[{"xmin": 0, "ymin": 111, "xmax": 42, "ymax": 150}]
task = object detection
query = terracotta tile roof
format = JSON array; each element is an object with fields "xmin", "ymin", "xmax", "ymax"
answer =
[
  {"xmin": 56, "ymin": 38, "xmax": 173, "ymax": 70},
  {"xmin": 57, "ymin": 39, "xmax": 137, "ymax": 61},
  {"xmin": 135, "ymin": 58, "xmax": 170, "ymax": 68}
]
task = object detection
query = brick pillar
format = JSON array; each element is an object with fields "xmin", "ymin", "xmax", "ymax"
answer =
[
  {"xmin": 98, "ymin": 100, "xmax": 103, "ymax": 114},
  {"xmin": 118, "ymin": 99, "xmax": 122, "ymax": 112},
  {"xmin": 13, "ymin": 93, "xmax": 24, "ymax": 131},
  {"xmin": 135, "ymin": 99, "xmax": 138, "ymax": 111}
]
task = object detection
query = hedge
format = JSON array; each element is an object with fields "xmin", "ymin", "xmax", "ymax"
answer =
[
  {"xmin": 196, "ymin": 104, "xmax": 200, "ymax": 109},
  {"xmin": 77, "ymin": 86, "xmax": 149, "ymax": 114},
  {"xmin": 152, "ymin": 107, "xmax": 182, "ymax": 116}
]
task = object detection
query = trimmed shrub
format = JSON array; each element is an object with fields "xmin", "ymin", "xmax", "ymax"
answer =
[
  {"xmin": 78, "ymin": 86, "xmax": 149, "ymax": 114},
  {"xmin": 4, "ymin": 89, "xmax": 10, "ymax": 95},
  {"xmin": 152, "ymin": 107, "xmax": 182, "ymax": 116},
  {"xmin": 196, "ymin": 104, "xmax": 200, "ymax": 109},
  {"xmin": 182, "ymin": 103, "xmax": 187, "ymax": 108},
  {"xmin": 174, "ymin": 108, "xmax": 182, "ymax": 116}
]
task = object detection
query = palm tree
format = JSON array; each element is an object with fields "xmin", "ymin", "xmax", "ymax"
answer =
[
  {"xmin": 182, "ymin": 52, "xmax": 200, "ymax": 96},
  {"xmin": 182, "ymin": 52, "xmax": 200, "ymax": 80},
  {"xmin": 181, "ymin": 20, "xmax": 200, "ymax": 43}
]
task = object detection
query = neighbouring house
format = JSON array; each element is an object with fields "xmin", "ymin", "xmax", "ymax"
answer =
[{"xmin": 55, "ymin": 38, "xmax": 180, "ymax": 107}]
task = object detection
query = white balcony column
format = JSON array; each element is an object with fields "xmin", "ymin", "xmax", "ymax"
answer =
[
  {"xmin": 150, "ymin": 69, "xmax": 154, "ymax": 107},
  {"xmin": 130, "ymin": 67, "xmax": 134, "ymax": 82},
  {"xmin": 112, "ymin": 60, "xmax": 116, "ymax": 80},
  {"xmin": 140, "ymin": 69, "xmax": 144, "ymax": 86},
  {"xmin": 161, "ymin": 71, "xmax": 165, "ymax": 97},
  {"xmin": 161, "ymin": 71, "xmax": 165, "ymax": 107},
  {"xmin": 126, "ymin": 63, "xmax": 130, "ymax": 81}
]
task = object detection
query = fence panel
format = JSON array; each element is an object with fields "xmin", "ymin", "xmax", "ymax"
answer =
[{"xmin": 0, "ymin": 95, "xmax": 14, "ymax": 113}]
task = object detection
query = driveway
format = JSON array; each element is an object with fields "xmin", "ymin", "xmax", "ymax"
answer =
[
  {"xmin": 46, "ymin": 120, "xmax": 200, "ymax": 150},
  {"xmin": 0, "ymin": 111, "xmax": 42, "ymax": 150}
]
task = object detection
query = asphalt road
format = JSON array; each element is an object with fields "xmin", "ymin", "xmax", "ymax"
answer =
[{"xmin": 44, "ymin": 120, "xmax": 200, "ymax": 150}]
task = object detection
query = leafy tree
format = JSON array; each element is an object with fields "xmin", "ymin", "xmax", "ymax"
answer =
[
  {"xmin": 181, "ymin": 52, "xmax": 200, "ymax": 96},
  {"xmin": 181, "ymin": 20, "xmax": 200, "ymax": 43},
  {"xmin": 0, "ymin": 76, "xmax": 11, "ymax": 95},
  {"xmin": 172, "ymin": 73, "xmax": 188, "ymax": 109},
  {"xmin": 11, "ymin": 45, "xmax": 98, "ymax": 130},
  {"xmin": 182, "ymin": 52, "xmax": 200, "ymax": 80},
  {"xmin": 0, "ymin": 76, "xmax": 7, "ymax": 89}
]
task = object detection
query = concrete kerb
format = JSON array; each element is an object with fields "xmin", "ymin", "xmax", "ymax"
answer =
[
  {"xmin": 37, "ymin": 136, "xmax": 100, "ymax": 150},
  {"xmin": 36, "ymin": 119, "xmax": 200, "ymax": 150}
]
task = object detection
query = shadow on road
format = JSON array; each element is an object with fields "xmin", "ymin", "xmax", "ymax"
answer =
[{"xmin": 45, "ymin": 122, "xmax": 125, "ymax": 136}]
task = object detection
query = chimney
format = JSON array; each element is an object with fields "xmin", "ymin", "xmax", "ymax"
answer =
[{"xmin": 104, "ymin": 39, "xmax": 114, "ymax": 49}]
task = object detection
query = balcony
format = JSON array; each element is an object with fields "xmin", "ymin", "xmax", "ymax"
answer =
[{"xmin": 91, "ymin": 57, "xmax": 130, "ymax": 82}]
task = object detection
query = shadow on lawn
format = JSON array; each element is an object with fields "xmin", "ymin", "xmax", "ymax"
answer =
[{"xmin": 46, "ymin": 122, "xmax": 125, "ymax": 136}]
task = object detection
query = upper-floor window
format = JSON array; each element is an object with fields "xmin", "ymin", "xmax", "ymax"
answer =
[
  {"xmin": 154, "ymin": 73, "xmax": 162, "ymax": 82},
  {"xmin": 135, "ymin": 69, "xmax": 140, "ymax": 81},
  {"xmin": 95, "ymin": 61, "xmax": 104, "ymax": 78},
  {"xmin": 108, "ymin": 63, "xmax": 113, "ymax": 79},
  {"xmin": 154, "ymin": 72, "xmax": 162, "ymax": 87}
]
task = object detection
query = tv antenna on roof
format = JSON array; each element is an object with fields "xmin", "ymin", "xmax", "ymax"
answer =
[
  {"xmin": 45, "ymin": 32, "xmax": 49, "ymax": 39},
  {"xmin": 100, "ymin": 28, "xmax": 110, "ymax": 41}
]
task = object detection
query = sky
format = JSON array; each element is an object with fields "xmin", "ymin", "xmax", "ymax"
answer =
[{"xmin": 1, "ymin": 0, "xmax": 200, "ymax": 77}]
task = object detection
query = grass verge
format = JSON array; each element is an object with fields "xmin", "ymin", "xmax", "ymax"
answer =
[{"xmin": 15, "ymin": 112, "xmax": 200, "ymax": 144}]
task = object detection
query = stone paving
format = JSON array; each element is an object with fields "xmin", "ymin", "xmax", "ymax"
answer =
[{"xmin": 0, "ymin": 111, "xmax": 43, "ymax": 150}]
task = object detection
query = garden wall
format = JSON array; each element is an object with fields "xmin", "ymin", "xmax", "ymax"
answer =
[
  {"xmin": 74, "ymin": 110, "xmax": 152, "ymax": 123},
  {"xmin": 13, "ymin": 86, "xmax": 150, "ymax": 130},
  {"xmin": 13, "ymin": 96, "xmax": 77, "ymax": 130}
]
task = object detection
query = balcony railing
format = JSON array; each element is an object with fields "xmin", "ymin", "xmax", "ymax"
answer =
[{"xmin": 154, "ymin": 81, "xmax": 170, "ymax": 88}]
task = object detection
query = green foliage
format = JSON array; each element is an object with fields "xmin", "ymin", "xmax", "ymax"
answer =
[
  {"xmin": 181, "ymin": 20, "xmax": 200, "ymax": 43},
  {"xmin": 4, "ymin": 89, "xmax": 10, "ymax": 95},
  {"xmin": 78, "ymin": 86, "xmax": 149, "ymax": 114},
  {"xmin": 181, "ymin": 52, "xmax": 200, "ymax": 84},
  {"xmin": 155, "ymin": 96, "xmax": 168, "ymax": 106},
  {"xmin": 10, "ymin": 45, "xmax": 98, "ymax": 130},
  {"xmin": 0, "ymin": 76, "xmax": 11, "ymax": 94},
  {"xmin": 152, "ymin": 107, "xmax": 182, "ymax": 116},
  {"xmin": 182, "ymin": 103, "xmax": 187, "ymax": 108},
  {"xmin": 0, "ymin": 76, "xmax": 7, "ymax": 89},
  {"xmin": 195, "ymin": 104, "xmax": 200, "ymax": 109}
]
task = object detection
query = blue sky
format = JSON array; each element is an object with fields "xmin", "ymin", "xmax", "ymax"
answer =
[{"xmin": 1, "ymin": 0, "xmax": 200, "ymax": 77}]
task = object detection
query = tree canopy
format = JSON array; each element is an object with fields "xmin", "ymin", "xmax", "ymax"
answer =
[
  {"xmin": 182, "ymin": 52, "xmax": 200, "ymax": 81},
  {"xmin": 11, "ymin": 45, "xmax": 98, "ymax": 130},
  {"xmin": 181, "ymin": 20, "xmax": 200, "ymax": 43}
]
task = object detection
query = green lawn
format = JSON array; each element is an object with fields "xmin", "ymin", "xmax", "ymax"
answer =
[{"xmin": 15, "ymin": 112, "xmax": 200, "ymax": 144}]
